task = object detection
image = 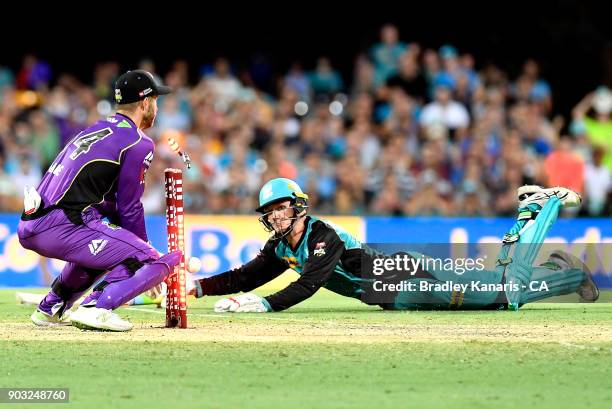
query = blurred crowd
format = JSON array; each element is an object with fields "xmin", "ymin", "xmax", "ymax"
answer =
[{"xmin": 1, "ymin": 24, "xmax": 611, "ymax": 217}]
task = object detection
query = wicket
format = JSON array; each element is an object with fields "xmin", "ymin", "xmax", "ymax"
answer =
[{"xmin": 164, "ymin": 168, "xmax": 187, "ymax": 328}]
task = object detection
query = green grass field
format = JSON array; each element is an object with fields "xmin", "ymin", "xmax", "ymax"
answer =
[{"xmin": 1, "ymin": 288, "xmax": 612, "ymax": 409}]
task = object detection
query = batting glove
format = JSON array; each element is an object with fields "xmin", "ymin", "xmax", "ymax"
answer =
[{"xmin": 214, "ymin": 293, "xmax": 270, "ymax": 313}]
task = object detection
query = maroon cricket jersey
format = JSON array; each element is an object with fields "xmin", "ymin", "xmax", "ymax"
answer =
[{"xmin": 36, "ymin": 113, "xmax": 154, "ymax": 241}]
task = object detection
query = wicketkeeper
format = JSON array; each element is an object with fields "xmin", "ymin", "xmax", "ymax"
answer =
[{"xmin": 18, "ymin": 70, "xmax": 181, "ymax": 331}]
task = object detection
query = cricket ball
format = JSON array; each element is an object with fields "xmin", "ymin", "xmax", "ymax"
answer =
[{"xmin": 187, "ymin": 257, "xmax": 202, "ymax": 273}]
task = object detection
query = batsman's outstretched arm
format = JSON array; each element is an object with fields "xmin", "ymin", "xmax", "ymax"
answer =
[{"xmin": 193, "ymin": 241, "xmax": 288, "ymax": 297}]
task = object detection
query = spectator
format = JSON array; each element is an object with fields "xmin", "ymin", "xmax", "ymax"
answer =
[
  {"xmin": 93, "ymin": 62, "xmax": 119, "ymax": 101},
  {"xmin": 29, "ymin": 110, "xmax": 60, "ymax": 170},
  {"xmin": 510, "ymin": 59, "xmax": 552, "ymax": 113},
  {"xmin": 454, "ymin": 159, "xmax": 490, "ymax": 216},
  {"xmin": 296, "ymin": 151, "xmax": 336, "ymax": 211},
  {"xmin": 9, "ymin": 155, "xmax": 41, "ymax": 189},
  {"xmin": 385, "ymin": 51, "xmax": 428, "ymax": 102},
  {"xmin": 432, "ymin": 45, "xmax": 462, "ymax": 92},
  {"xmin": 351, "ymin": 54, "xmax": 377, "ymax": 97},
  {"xmin": 369, "ymin": 172, "xmax": 403, "ymax": 215},
  {"xmin": 16, "ymin": 55, "xmax": 52, "ymax": 91},
  {"xmin": 284, "ymin": 62, "xmax": 311, "ymax": 101},
  {"xmin": 199, "ymin": 58, "xmax": 242, "ymax": 112},
  {"xmin": 309, "ymin": 57, "xmax": 343, "ymax": 98},
  {"xmin": 584, "ymin": 147, "xmax": 611, "ymax": 216},
  {"xmin": 0, "ymin": 156, "xmax": 20, "ymax": 211},
  {"xmin": 156, "ymin": 94, "xmax": 191, "ymax": 132},
  {"xmin": 0, "ymin": 65, "xmax": 14, "ymax": 95},
  {"xmin": 543, "ymin": 136, "xmax": 584, "ymax": 195},
  {"xmin": 419, "ymin": 83, "xmax": 470, "ymax": 133},
  {"xmin": 370, "ymin": 24, "xmax": 408, "ymax": 85},
  {"xmin": 571, "ymin": 86, "xmax": 612, "ymax": 170},
  {"xmin": 404, "ymin": 169, "xmax": 453, "ymax": 216},
  {"xmin": 366, "ymin": 135, "xmax": 416, "ymax": 211},
  {"xmin": 422, "ymin": 48, "xmax": 441, "ymax": 92}
]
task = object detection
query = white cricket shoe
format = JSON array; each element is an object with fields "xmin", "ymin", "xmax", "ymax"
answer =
[
  {"xmin": 70, "ymin": 306, "xmax": 133, "ymax": 332},
  {"xmin": 548, "ymin": 250, "xmax": 600, "ymax": 302},
  {"xmin": 517, "ymin": 185, "xmax": 581, "ymax": 209},
  {"xmin": 31, "ymin": 309, "xmax": 72, "ymax": 326}
]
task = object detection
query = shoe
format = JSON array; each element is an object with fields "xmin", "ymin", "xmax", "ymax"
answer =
[
  {"xmin": 31, "ymin": 309, "xmax": 72, "ymax": 326},
  {"xmin": 517, "ymin": 185, "xmax": 581, "ymax": 209},
  {"xmin": 70, "ymin": 307, "xmax": 133, "ymax": 332},
  {"xmin": 548, "ymin": 250, "xmax": 599, "ymax": 302}
]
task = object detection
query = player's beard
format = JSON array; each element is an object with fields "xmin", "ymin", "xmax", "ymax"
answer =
[{"xmin": 141, "ymin": 102, "xmax": 156, "ymax": 129}]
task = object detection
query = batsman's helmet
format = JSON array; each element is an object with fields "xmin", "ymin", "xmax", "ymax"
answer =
[{"xmin": 256, "ymin": 178, "xmax": 309, "ymax": 213}]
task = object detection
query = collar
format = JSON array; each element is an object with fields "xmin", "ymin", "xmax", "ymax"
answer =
[{"xmin": 116, "ymin": 112, "xmax": 137, "ymax": 128}]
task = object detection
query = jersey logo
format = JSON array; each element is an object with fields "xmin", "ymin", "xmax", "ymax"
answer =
[
  {"xmin": 313, "ymin": 242, "xmax": 326, "ymax": 257},
  {"xmin": 107, "ymin": 117, "xmax": 118, "ymax": 123},
  {"xmin": 118, "ymin": 120, "xmax": 132, "ymax": 128},
  {"xmin": 88, "ymin": 239, "xmax": 108, "ymax": 256},
  {"xmin": 282, "ymin": 256, "xmax": 299, "ymax": 269},
  {"xmin": 140, "ymin": 151, "xmax": 154, "ymax": 184},
  {"xmin": 144, "ymin": 151, "xmax": 153, "ymax": 166}
]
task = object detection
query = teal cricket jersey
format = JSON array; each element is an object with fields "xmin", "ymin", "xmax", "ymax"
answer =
[
  {"xmin": 272, "ymin": 216, "xmax": 373, "ymax": 302},
  {"xmin": 199, "ymin": 216, "xmax": 377, "ymax": 311}
]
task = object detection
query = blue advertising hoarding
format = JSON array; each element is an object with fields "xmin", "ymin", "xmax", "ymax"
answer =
[{"xmin": 1, "ymin": 214, "xmax": 610, "ymax": 288}]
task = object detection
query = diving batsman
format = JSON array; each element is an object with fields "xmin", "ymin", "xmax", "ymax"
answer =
[{"xmin": 192, "ymin": 178, "xmax": 599, "ymax": 312}]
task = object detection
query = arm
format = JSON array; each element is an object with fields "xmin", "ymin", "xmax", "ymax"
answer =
[
  {"xmin": 194, "ymin": 240, "xmax": 289, "ymax": 297},
  {"xmin": 264, "ymin": 226, "xmax": 344, "ymax": 311},
  {"xmin": 572, "ymin": 91, "xmax": 594, "ymax": 120},
  {"xmin": 116, "ymin": 138, "xmax": 152, "ymax": 241}
]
